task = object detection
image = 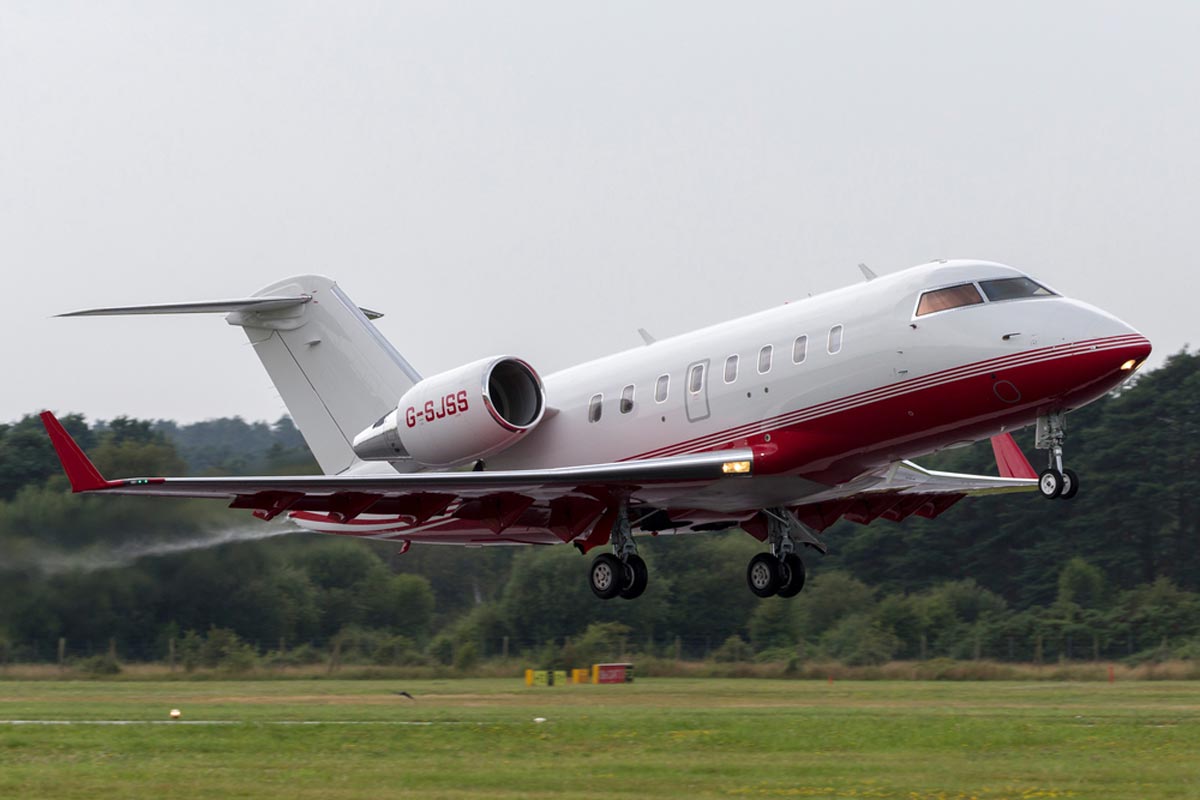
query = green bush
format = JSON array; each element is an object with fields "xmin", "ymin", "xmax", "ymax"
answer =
[
  {"xmin": 821, "ymin": 614, "xmax": 900, "ymax": 666},
  {"xmin": 426, "ymin": 633, "xmax": 455, "ymax": 666},
  {"xmin": 713, "ymin": 635, "xmax": 753, "ymax": 663},
  {"xmin": 262, "ymin": 643, "xmax": 326, "ymax": 668},
  {"xmin": 453, "ymin": 641, "xmax": 480, "ymax": 671},
  {"xmin": 74, "ymin": 653, "xmax": 121, "ymax": 675},
  {"xmin": 567, "ymin": 622, "xmax": 630, "ymax": 667},
  {"xmin": 176, "ymin": 627, "xmax": 257, "ymax": 673}
]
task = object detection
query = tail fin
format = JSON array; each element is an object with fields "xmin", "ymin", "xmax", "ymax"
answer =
[
  {"xmin": 228, "ymin": 276, "xmax": 420, "ymax": 474},
  {"xmin": 59, "ymin": 275, "xmax": 421, "ymax": 475}
]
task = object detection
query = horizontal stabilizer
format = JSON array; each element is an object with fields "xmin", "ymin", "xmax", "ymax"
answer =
[{"xmin": 57, "ymin": 296, "xmax": 312, "ymax": 317}]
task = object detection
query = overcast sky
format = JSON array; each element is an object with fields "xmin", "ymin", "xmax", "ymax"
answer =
[{"xmin": 2, "ymin": 1, "xmax": 1195, "ymax": 425}]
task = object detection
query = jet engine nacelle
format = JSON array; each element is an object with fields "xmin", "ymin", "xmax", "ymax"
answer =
[{"xmin": 351, "ymin": 356, "xmax": 545, "ymax": 468}]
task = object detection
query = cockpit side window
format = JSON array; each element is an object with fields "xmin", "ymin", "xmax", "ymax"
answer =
[
  {"xmin": 979, "ymin": 277, "xmax": 1056, "ymax": 302},
  {"xmin": 916, "ymin": 283, "xmax": 985, "ymax": 316}
]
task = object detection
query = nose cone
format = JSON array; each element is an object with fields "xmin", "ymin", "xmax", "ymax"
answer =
[
  {"xmin": 1076, "ymin": 298, "xmax": 1151, "ymax": 367},
  {"xmin": 1049, "ymin": 298, "xmax": 1151, "ymax": 407}
]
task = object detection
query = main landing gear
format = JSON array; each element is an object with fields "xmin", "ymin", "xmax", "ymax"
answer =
[
  {"xmin": 588, "ymin": 504, "xmax": 648, "ymax": 600},
  {"xmin": 746, "ymin": 508, "xmax": 826, "ymax": 598},
  {"xmin": 1036, "ymin": 410, "xmax": 1079, "ymax": 500}
]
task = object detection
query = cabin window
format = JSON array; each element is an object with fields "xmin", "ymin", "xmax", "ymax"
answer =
[
  {"xmin": 689, "ymin": 363, "xmax": 705, "ymax": 394},
  {"xmin": 758, "ymin": 345, "xmax": 773, "ymax": 374},
  {"xmin": 792, "ymin": 335, "xmax": 808, "ymax": 364},
  {"xmin": 916, "ymin": 283, "xmax": 985, "ymax": 316},
  {"xmin": 979, "ymin": 277, "xmax": 1056, "ymax": 302},
  {"xmin": 724, "ymin": 354, "xmax": 739, "ymax": 383},
  {"xmin": 588, "ymin": 394, "xmax": 603, "ymax": 423},
  {"xmin": 828, "ymin": 325, "xmax": 843, "ymax": 354},
  {"xmin": 620, "ymin": 384, "xmax": 635, "ymax": 414},
  {"xmin": 655, "ymin": 374, "xmax": 670, "ymax": 403}
]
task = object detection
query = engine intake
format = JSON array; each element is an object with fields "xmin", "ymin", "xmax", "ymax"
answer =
[{"xmin": 352, "ymin": 356, "xmax": 545, "ymax": 468}]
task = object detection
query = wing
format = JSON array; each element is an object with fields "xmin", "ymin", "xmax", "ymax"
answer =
[
  {"xmin": 41, "ymin": 411, "xmax": 1037, "ymax": 544},
  {"xmin": 39, "ymin": 412, "xmax": 755, "ymax": 544},
  {"xmin": 773, "ymin": 433, "xmax": 1039, "ymax": 534}
]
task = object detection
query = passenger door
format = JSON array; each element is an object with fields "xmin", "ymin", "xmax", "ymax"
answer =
[{"xmin": 684, "ymin": 359, "xmax": 711, "ymax": 422}]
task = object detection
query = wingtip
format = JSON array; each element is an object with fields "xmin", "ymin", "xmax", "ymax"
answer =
[
  {"xmin": 990, "ymin": 433, "xmax": 1038, "ymax": 480},
  {"xmin": 39, "ymin": 411, "xmax": 113, "ymax": 492}
]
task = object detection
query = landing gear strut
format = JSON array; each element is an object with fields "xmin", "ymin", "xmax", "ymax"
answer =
[
  {"xmin": 1036, "ymin": 410, "xmax": 1079, "ymax": 500},
  {"xmin": 746, "ymin": 508, "xmax": 825, "ymax": 598},
  {"xmin": 588, "ymin": 502, "xmax": 648, "ymax": 600}
]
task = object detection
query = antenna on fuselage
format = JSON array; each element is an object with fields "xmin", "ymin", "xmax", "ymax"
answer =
[
  {"xmin": 637, "ymin": 328, "xmax": 657, "ymax": 345},
  {"xmin": 858, "ymin": 263, "xmax": 877, "ymax": 281}
]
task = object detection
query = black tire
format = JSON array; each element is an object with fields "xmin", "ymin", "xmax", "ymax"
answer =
[
  {"xmin": 619, "ymin": 554, "xmax": 649, "ymax": 599},
  {"xmin": 589, "ymin": 553, "xmax": 624, "ymax": 599},
  {"xmin": 776, "ymin": 553, "xmax": 806, "ymax": 598},
  {"xmin": 1038, "ymin": 468, "xmax": 1063, "ymax": 500},
  {"xmin": 1060, "ymin": 468, "xmax": 1079, "ymax": 500},
  {"xmin": 747, "ymin": 553, "xmax": 781, "ymax": 598}
]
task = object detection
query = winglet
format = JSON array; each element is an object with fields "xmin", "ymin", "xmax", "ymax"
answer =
[
  {"xmin": 39, "ymin": 412, "xmax": 113, "ymax": 492},
  {"xmin": 990, "ymin": 433, "xmax": 1037, "ymax": 479}
]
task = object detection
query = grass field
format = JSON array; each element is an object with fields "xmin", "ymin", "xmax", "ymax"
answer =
[{"xmin": 2, "ymin": 678, "xmax": 1198, "ymax": 799}]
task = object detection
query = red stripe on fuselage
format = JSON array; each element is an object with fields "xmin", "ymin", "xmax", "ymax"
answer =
[
  {"xmin": 630, "ymin": 334, "xmax": 1149, "ymax": 483},
  {"xmin": 628, "ymin": 335, "xmax": 1146, "ymax": 461}
]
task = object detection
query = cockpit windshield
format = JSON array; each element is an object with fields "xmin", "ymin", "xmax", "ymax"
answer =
[
  {"xmin": 978, "ymin": 277, "xmax": 1056, "ymax": 302},
  {"xmin": 916, "ymin": 275, "xmax": 1058, "ymax": 317},
  {"xmin": 916, "ymin": 283, "xmax": 984, "ymax": 316}
]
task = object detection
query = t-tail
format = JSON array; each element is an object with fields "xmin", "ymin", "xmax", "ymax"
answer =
[{"xmin": 58, "ymin": 275, "xmax": 421, "ymax": 475}]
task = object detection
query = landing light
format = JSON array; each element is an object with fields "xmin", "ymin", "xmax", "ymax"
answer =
[
  {"xmin": 1120, "ymin": 359, "xmax": 1138, "ymax": 371},
  {"xmin": 722, "ymin": 460, "xmax": 752, "ymax": 475}
]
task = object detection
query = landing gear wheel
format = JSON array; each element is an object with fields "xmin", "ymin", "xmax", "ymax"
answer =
[
  {"xmin": 1060, "ymin": 468, "xmax": 1079, "ymax": 500},
  {"xmin": 1038, "ymin": 468, "xmax": 1063, "ymax": 500},
  {"xmin": 619, "ymin": 554, "xmax": 648, "ymax": 599},
  {"xmin": 747, "ymin": 553, "xmax": 781, "ymax": 598},
  {"xmin": 776, "ymin": 553, "xmax": 806, "ymax": 598},
  {"xmin": 589, "ymin": 553, "xmax": 624, "ymax": 599}
]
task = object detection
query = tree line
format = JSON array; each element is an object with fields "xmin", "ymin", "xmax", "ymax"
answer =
[{"xmin": 1, "ymin": 350, "xmax": 1197, "ymax": 671}]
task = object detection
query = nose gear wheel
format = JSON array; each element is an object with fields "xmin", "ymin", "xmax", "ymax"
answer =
[{"xmin": 1036, "ymin": 411, "xmax": 1081, "ymax": 500}]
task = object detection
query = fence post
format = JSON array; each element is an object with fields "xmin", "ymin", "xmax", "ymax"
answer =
[
  {"xmin": 169, "ymin": 638, "xmax": 177, "ymax": 672},
  {"xmin": 58, "ymin": 637, "xmax": 66, "ymax": 670},
  {"xmin": 502, "ymin": 636, "xmax": 509, "ymax": 659},
  {"xmin": 328, "ymin": 636, "xmax": 342, "ymax": 674},
  {"xmin": 1034, "ymin": 634, "xmax": 1043, "ymax": 664},
  {"xmin": 674, "ymin": 636, "xmax": 682, "ymax": 661}
]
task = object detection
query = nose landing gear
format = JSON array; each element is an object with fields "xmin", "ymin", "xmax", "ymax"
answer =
[
  {"xmin": 746, "ymin": 508, "xmax": 825, "ymax": 598},
  {"xmin": 1036, "ymin": 410, "xmax": 1079, "ymax": 500}
]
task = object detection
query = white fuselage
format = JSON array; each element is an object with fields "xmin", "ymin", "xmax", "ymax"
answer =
[{"xmin": 491, "ymin": 260, "xmax": 1143, "ymax": 474}]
